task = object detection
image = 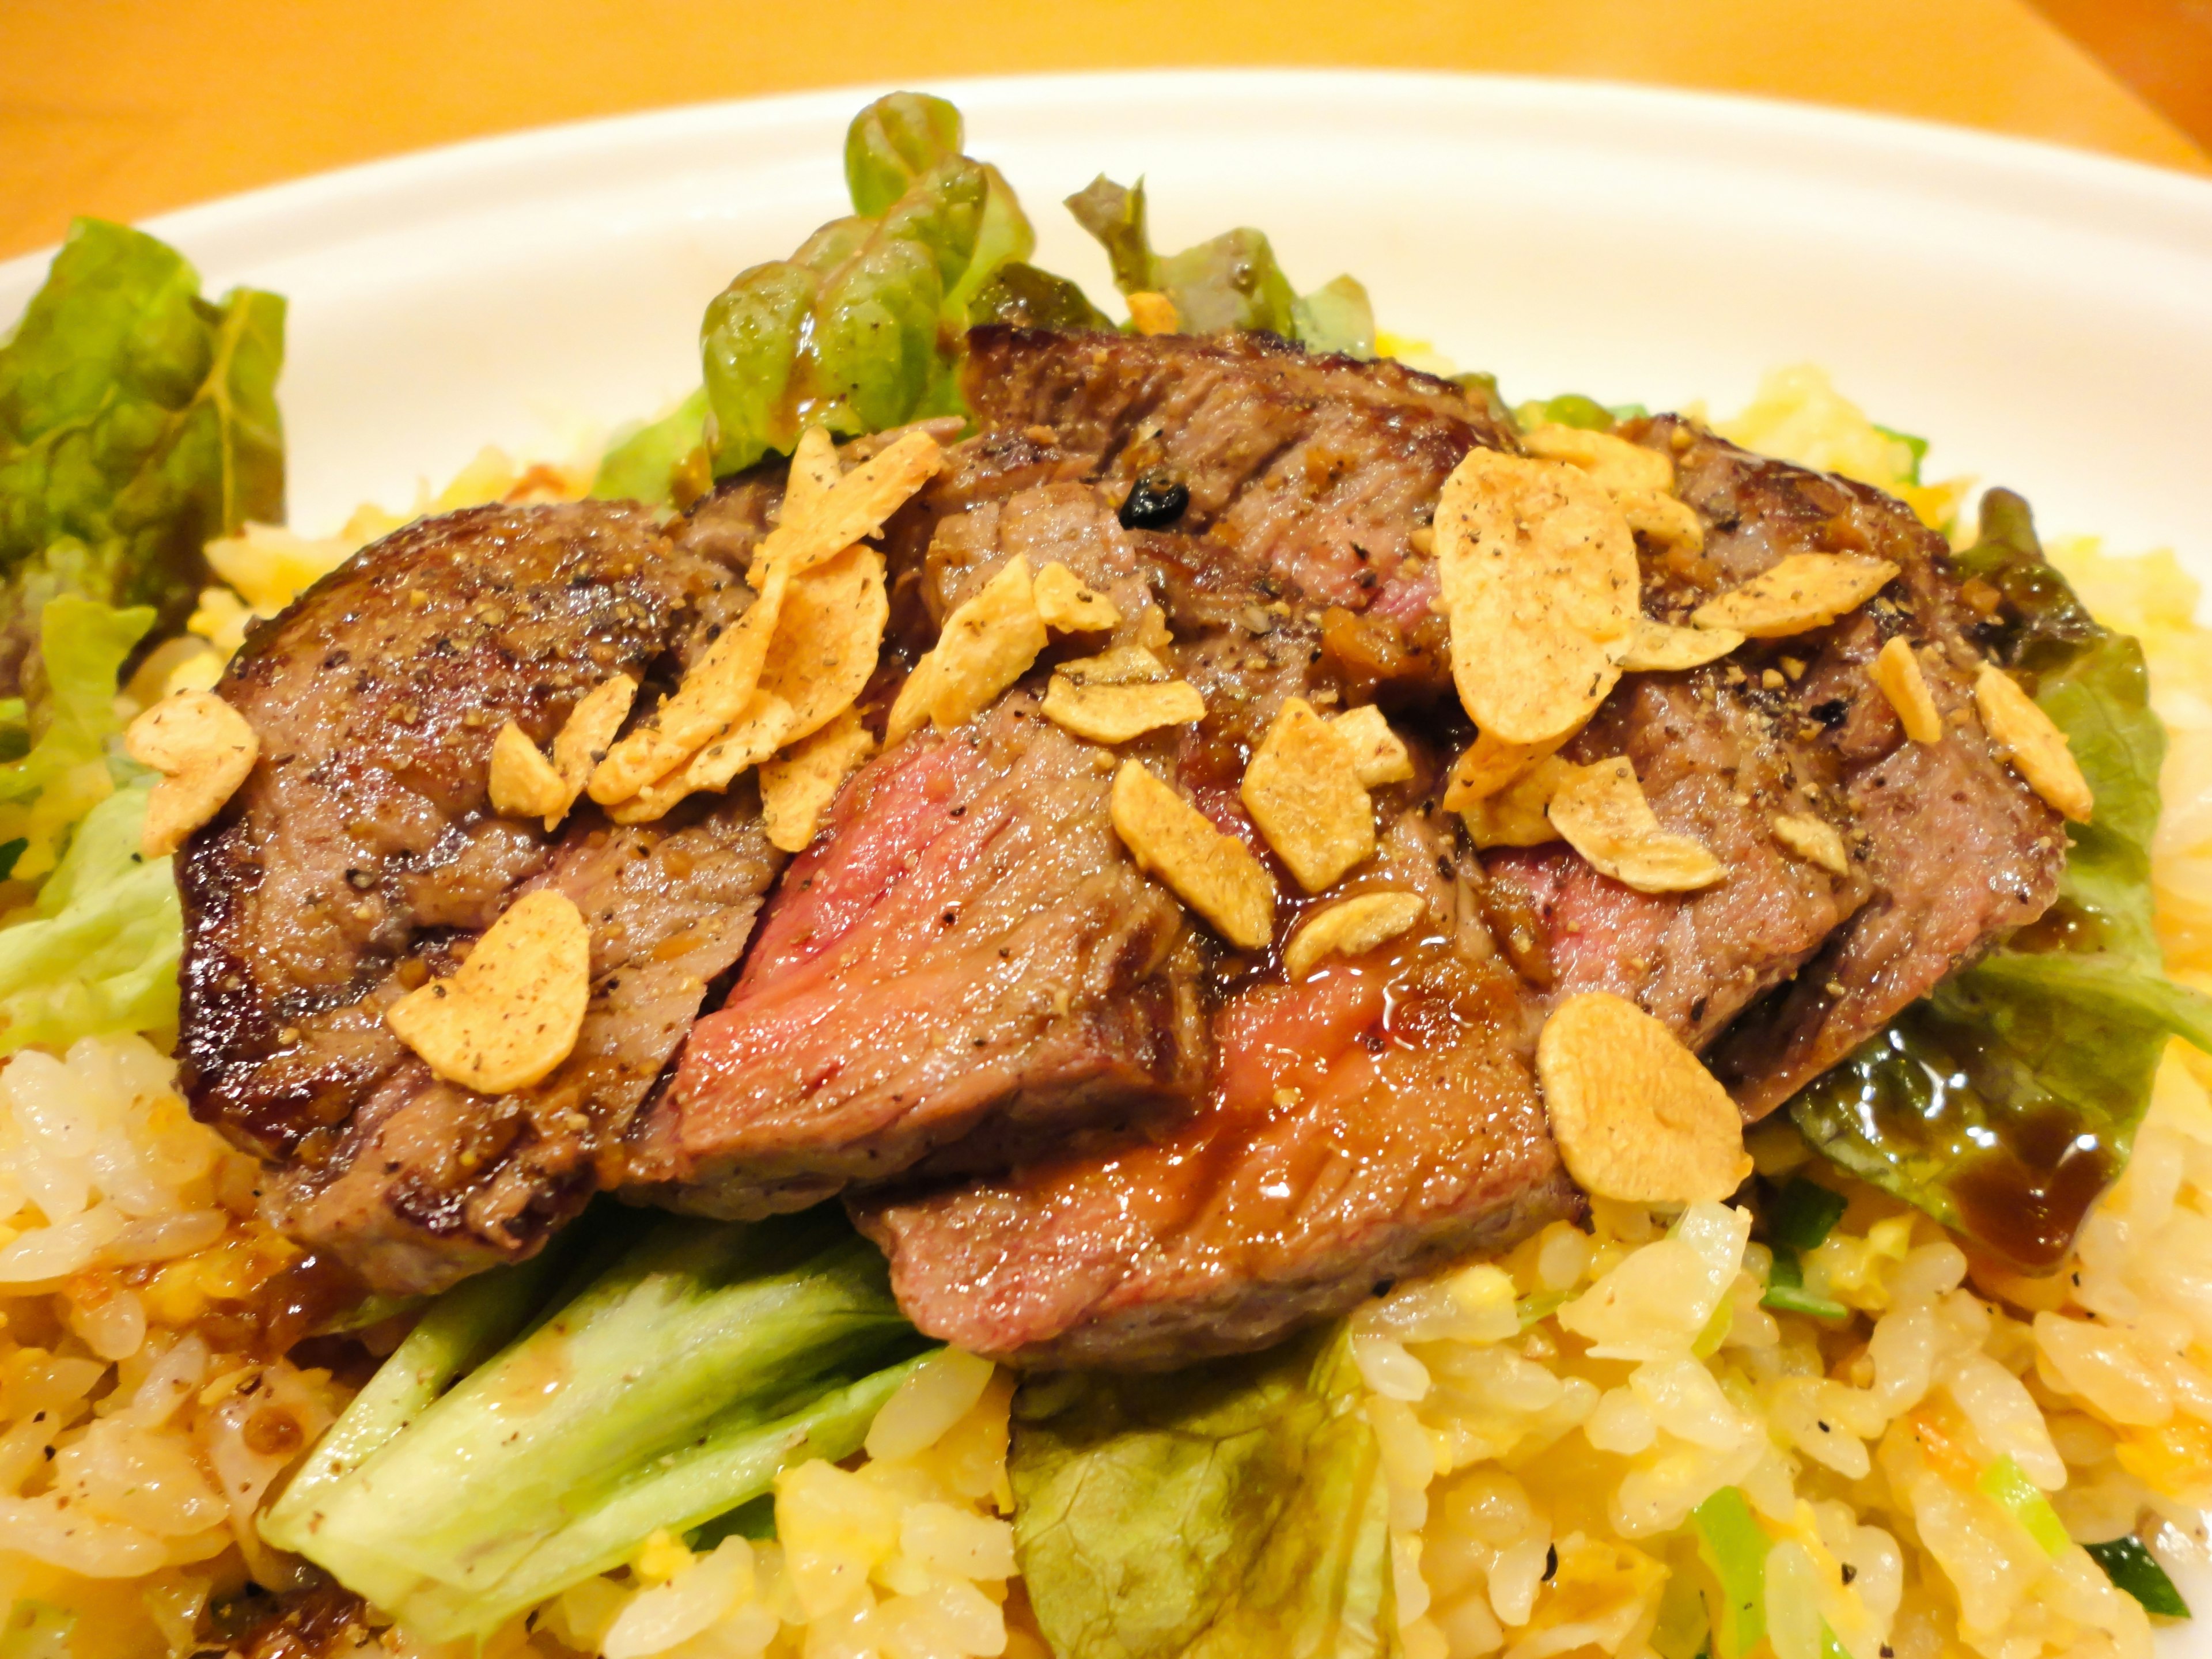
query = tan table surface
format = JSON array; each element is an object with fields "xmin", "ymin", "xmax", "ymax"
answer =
[{"xmin": 2, "ymin": 0, "xmax": 2207, "ymax": 266}]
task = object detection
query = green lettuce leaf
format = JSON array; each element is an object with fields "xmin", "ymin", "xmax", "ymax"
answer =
[
  {"xmin": 0, "ymin": 784, "xmax": 182, "ymax": 1053},
  {"xmin": 1010, "ymin": 1323, "xmax": 1396, "ymax": 1659},
  {"xmin": 970, "ymin": 262, "xmax": 1116, "ymax": 334},
  {"xmin": 700, "ymin": 93, "xmax": 1037, "ymax": 476},
  {"xmin": 1790, "ymin": 490, "xmax": 2212, "ymax": 1268},
  {"xmin": 589, "ymin": 387, "xmax": 710, "ymax": 507},
  {"xmin": 0, "ymin": 594, "xmax": 154, "ymax": 881},
  {"xmin": 1064, "ymin": 176, "xmax": 1372, "ymax": 354},
  {"xmin": 268, "ymin": 1209, "xmax": 929, "ymax": 1642},
  {"xmin": 0, "ymin": 217, "xmax": 283, "ymax": 694}
]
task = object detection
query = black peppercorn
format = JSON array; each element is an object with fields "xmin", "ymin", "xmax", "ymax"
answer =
[{"xmin": 1118, "ymin": 470, "xmax": 1189, "ymax": 530}]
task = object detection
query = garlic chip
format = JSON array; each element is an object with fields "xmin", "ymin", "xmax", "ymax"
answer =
[
  {"xmin": 607, "ymin": 692, "xmax": 796, "ymax": 825},
  {"xmin": 1442, "ymin": 730, "xmax": 1560, "ymax": 812},
  {"xmin": 1975, "ymin": 664, "xmax": 2094, "ymax": 823},
  {"xmin": 760, "ymin": 707, "xmax": 876, "ymax": 854},
  {"xmin": 1041, "ymin": 676, "xmax": 1205, "ymax": 744},
  {"xmin": 1547, "ymin": 757, "xmax": 1724, "ymax": 893},
  {"xmin": 590, "ymin": 558, "xmax": 791, "ymax": 804},
  {"xmin": 747, "ymin": 427, "xmax": 942, "ymax": 584},
  {"xmin": 1033, "ymin": 562, "xmax": 1120, "ymax": 634},
  {"xmin": 1619, "ymin": 618, "xmax": 1743, "ymax": 673},
  {"xmin": 489, "ymin": 723, "xmax": 567, "ymax": 821},
  {"xmin": 1057, "ymin": 644, "xmax": 1171, "ymax": 686},
  {"xmin": 757, "ymin": 546, "xmax": 888, "ymax": 745},
  {"xmin": 1330, "ymin": 705, "xmax": 1415, "ymax": 787},
  {"xmin": 586, "ymin": 424, "xmax": 931, "ymax": 811},
  {"xmin": 1519, "ymin": 423, "xmax": 1673, "ymax": 495},
  {"xmin": 1462, "ymin": 755, "xmax": 1576, "ymax": 850},
  {"xmin": 1125, "ymin": 292, "xmax": 1180, "ymax": 335},
  {"xmin": 1616, "ymin": 488, "xmax": 1705, "ymax": 552},
  {"xmin": 1241, "ymin": 698, "xmax": 1376, "ymax": 893},
  {"xmin": 1435, "ymin": 448, "xmax": 1638, "ymax": 747},
  {"xmin": 125, "ymin": 690, "xmax": 259, "ymax": 858},
  {"xmin": 887, "ymin": 556, "xmax": 1049, "ymax": 743},
  {"xmin": 1690, "ymin": 554, "xmax": 1898, "ymax": 639},
  {"xmin": 784, "ymin": 422, "xmax": 843, "ymax": 509},
  {"xmin": 1537, "ymin": 991, "xmax": 1752, "ymax": 1205},
  {"xmin": 1872, "ymin": 636, "xmax": 1943, "ymax": 744},
  {"xmin": 1111, "ymin": 761, "xmax": 1275, "ymax": 950},
  {"xmin": 490, "ymin": 675, "xmax": 642, "ymax": 830},
  {"xmin": 385, "ymin": 889, "xmax": 592, "ymax": 1096},
  {"xmin": 1771, "ymin": 813, "xmax": 1851, "ymax": 876},
  {"xmin": 1284, "ymin": 891, "xmax": 1427, "ymax": 980},
  {"xmin": 550, "ymin": 675, "xmax": 639, "ymax": 819}
]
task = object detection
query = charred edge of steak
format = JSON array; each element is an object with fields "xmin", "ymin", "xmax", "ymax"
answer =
[{"xmin": 176, "ymin": 501, "xmax": 785, "ymax": 1294}]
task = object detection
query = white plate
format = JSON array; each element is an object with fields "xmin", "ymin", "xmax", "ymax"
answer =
[
  {"xmin": 3, "ymin": 71, "xmax": 2210, "ymax": 566},
  {"xmin": 6, "ymin": 67, "xmax": 2212, "ymax": 1645}
]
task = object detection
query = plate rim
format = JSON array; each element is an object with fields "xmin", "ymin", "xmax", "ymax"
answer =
[{"xmin": 5, "ymin": 66, "xmax": 2210, "ymax": 290}]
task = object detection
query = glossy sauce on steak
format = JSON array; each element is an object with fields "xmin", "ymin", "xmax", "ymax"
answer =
[
  {"xmin": 855, "ymin": 809, "xmax": 1581, "ymax": 1368},
  {"xmin": 180, "ymin": 502, "xmax": 781, "ymax": 1293}
]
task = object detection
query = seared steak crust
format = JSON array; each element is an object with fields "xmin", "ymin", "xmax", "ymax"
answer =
[
  {"xmin": 180, "ymin": 502, "xmax": 780, "ymax": 1292},
  {"xmin": 1649, "ymin": 421, "xmax": 2065, "ymax": 1113},
  {"xmin": 957, "ymin": 327, "xmax": 1505, "ymax": 628}
]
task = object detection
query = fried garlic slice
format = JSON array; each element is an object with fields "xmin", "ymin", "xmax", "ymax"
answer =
[
  {"xmin": 1690, "ymin": 554, "xmax": 1897, "ymax": 639},
  {"xmin": 1771, "ymin": 813, "xmax": 1850, "ymax": 876},
  {"xmin": 1442, "ymin": 729, "xmax": 1560, "ymax": 812},
  {"xmin": 1033, "ymin": 562, "xmax": 1120, "ymax": 634},
  {"xmin": 1111, "ymin": 761, "xmax": 1274, "ymax": 950},
  {"xmin": 385, "ymin": 889, "xmax": 591, "ymax": 1096},
  {"xmin": 1547, "ymin": 757, "xmax": 1724, "ymax": 893},
  {"xmin": 1520, "ymin": 423, "xmax": 1674, "ymax": 495},
  {"xmin": 760, "ymin": 707, "xmax": 876, "ymax": 854},
  {"xmin": 1435, "ymin": 449, "xmax": 1638, "ymax": 747},
  {"xmin": 1537, "ymin": 990, "xmax": 1752, "ymax": 1205},
  {"xmin": 125, "ymin": 690, "xmax": 259, "ymax": 858},
  {"xmin": 1041, "ymin": 676, "xmax": 1206, "ymax": 744},
  {"xmin": 1619, "ymin": 618, "xmax": 1743, "ymax": 673},
  {"xmin": 1976, "ymin": 663, "xmax": 2093, "ymax": 823},
  {"xmin": 1872, "ymin": 636, "xmax": 1943, "ymax": 744},
  {"xmin": 1241, "ymin": 698, "xmax": 1376, "ymax": 893},
  {"xmin": 1330, "ymin": 705, "xmax": 1415, "ymax": 787},
  {"xmin": 1284, "ymin": 891, "xmax": 1427, "ymax": 980},
  {"xmin": 887, "ymin": 556, "xmax": 1049, "ymax": 743}
]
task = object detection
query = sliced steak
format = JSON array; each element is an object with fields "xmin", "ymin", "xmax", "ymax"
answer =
[
  {"xmin": 1482, "ymin": 668, "xmax": 1870, "ymax": 1050},
  {"xmin": 1479, "ymin": 419, "xmax": 2063, "ymax": 1114},
  {"xmin": 899, "ymin": 328, "xmax": 1505, "ymax": 703},
  {"xmin": 624, "ymin": 691, "xmax": 1206, "ymax": 1218},
  {"xmin": 626, "ymin": 332, "xmax": 1502, "ymax": 1222},
  {"xmin": 960, "ymin": 327, "xmax": 1513, "ymax": 615},
  {"xmin": 179, "ymin": 502, "xmax": 781, "ymax": 1292},
  {"xmin": 854, "ymin": 811, "xmax": 1580, "ymax": 1369}
]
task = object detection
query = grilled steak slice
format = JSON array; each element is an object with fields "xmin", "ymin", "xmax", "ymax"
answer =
[
  {"xmin": 961, "ymin": 327, "xmax": 1512, "ymax": 615},
  {"xmin": 626, "ymin": 692, "xmax": 1206, "ymax": 1218},
  {"xmin": 854, "ymin": 813, "xmax": 1580, "ymax": 1369},
  {"xmin": 627, "ymin": 332, "xmax": 1499, "ymax": 1221},
  {"xmin": 1482, "ymin": 668, "xmax": 1872, "ymax": 1050},
  {"xmin": 1658, "ymin": 420, "xmax": 2063, "ymax": 1113},
  {"xmin": 1480, "ymin": 420, "xmax": 2063, "ymax": 1113},
  {"xmin": 180, "ymin": 502, "xmax": 779, "ymax": 1292}
]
